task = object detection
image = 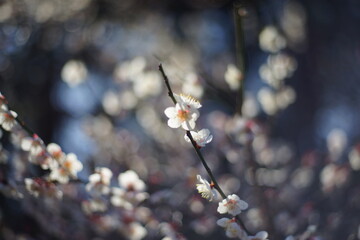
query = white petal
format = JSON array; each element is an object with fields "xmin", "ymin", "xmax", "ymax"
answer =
[
  {"xmin": 239, "ymin": 200, "xmax": 249, "ymax": 210},
  {"xmin": 217, "ymin": 202, "xmax": 228, "ymax": 214},
  {"xmin": 168, "ymin": 118, "xmax": 182, "ymax": 128},
  {"xmin": 216, "ymin": 218, "xmax": 229, "ymax": 227},
  {"xmin": 164, "ymin": 107, "xmax": 177, "ymax": 118}
]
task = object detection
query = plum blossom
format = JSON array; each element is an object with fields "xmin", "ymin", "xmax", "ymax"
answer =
[
  {"xmin": 184, "ymin": 129, "xmax": 213, "ymax": 147},
  {"xmin": 164, "ymin": 94, "xmax": 201, "ymax": 130},
  {"xmin": 0, "ymin": 93, "xmax": 7, "ymax": 110},
  {"xmin": 196, "ymin": 175, "xmax": 218, "ymax": 201},
  {"xmin": 21, "ymin": 134, "xmax": 45, "ymax": 156},
  {"xmin": 217, "ymin": 194, "xmax": 248, "ymax": 216},
  {"xmin": 217, "ymin": 217, "xmax": 247, "ymax": 239},
  {"xmin": 248, "ymin": 231, "xmax": 269, "ymax": 240},
  {"xmin": 50, "ymin": 153, "xmax": 83, "ymax": 184},
  {"xmin": 25, "ymin": 178, "xmax": 63, "ymax": 199},
  {"xmin": 120, "ymin": 221, "xmax": 147, "ymax": 240},
  {"xmin": 225, "ymin": 64, "xmax": 243, "ymax": 90},
  {"xmin": 86, "ymin": 167, "xmax": 113, "ymax": 195},
  {"xmin": 0, "ymin": 110, "xmax": 18, "ymax": 131},
  {"xmin": 61, "ymin": 60, "xmax": 87, "ymax": 87},
  {"xmin": 259, "ymin": 25, "xmax": 286, "ymax": 53},
  {"xmin": 82, "ymin": 198, "xmax": 108, "ymax": 214},
  {"xmin": 118, "ymin": 170, "xmax": 146, "ymax": 192}
]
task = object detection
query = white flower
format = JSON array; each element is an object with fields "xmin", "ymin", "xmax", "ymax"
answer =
[
  {"xmin": 82, "ymin": 198, "xmax": 107, "ymax": 215},
  {"xmin": 118, "ymin": 170, "xmax": 146, "ymax": 192},
  {"xmin": 121, "ymin": 221, "xmax": 147, "ymax": 240},
  {"xmin": 217, "ymin": 194, "xmax": 248, "ymax": 216},
  {"xmin": 195, "ymin": 175, "xmax": 218, "ymax": 201},
  {"xmin": 21, "ymin": 134, "xmax": 44, "ymax": 154},
  {"xmin": 182, "ymin": 72, "xmax": 204, "ymax": 98},
  {"xmin": 25, "ymin": 178, "xmax": 63, "ymax": 199},
  {"xmin": 86, "ymin": 167, "xmax": 113, "ymax": 195},
  {"xmin": 164, "ymin": 94, "xmax": 201, "ymax": 131},
  {"xmin": 47, "ymin": 143, "xmax": 63, "ymax": 157},
  {"xmin": 217, "ymin": 218, "xmax": 247, "ymax": 239},
  {"xmin": 259, "ymin": 25, "xmax": 287, "ymax": 53},
  {"xmin": 111, "ymin": 187, "xmax": 134, "ymax": 210},
  {"xmin": 61, "ymin": 60, "xmax": 87, "ymax": 87},
  {"xmin": 184, "ymin": 129, "xmax": 213, "ymax": 147},
  {"xmin": 0, "ymin": 110, "xmax": 17, "ymax": 131},
  {"xmin": 133, "ymin": 71, "xmax": 162, "ymax": 98},
  {"xmin": 248, "ymin": 231, "xmax": 269, "ymax": 240},
  {"xmin": 225, "ymin": 64, "xmax": 243, "ymax": 90},
  {"xmin": 0, "ymin": 93, "xmax": 8, "ymax": 110},
  {"xmin": 50, "ymin": 153, "xmax": 83, "ymax": 184}
]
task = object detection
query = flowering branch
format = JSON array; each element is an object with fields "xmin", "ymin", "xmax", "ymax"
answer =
[{"xmin": 159, "ymin": 63, "xmax": 253, "ymax": 237}]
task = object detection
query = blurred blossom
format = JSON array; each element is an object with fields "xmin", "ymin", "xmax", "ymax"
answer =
[
  {"xmin": 102, "ymin": 90, "xmax": 122, "ymax": 116},
  {"xmin": 216, "ymin": 218, "xmax": 247, "ymax": 239},
  {"xmin": 182, "ymin": 72, "xmax": 204, "ymax": 98},
  {"xmin": 320, "ymin": 164, "xmax": 349, "ymax": 192},
  {"xmin": 120, "ymin": 90, "xmax": 138, "ymax": 110},
  {"xmin": 275, "ymin": 86, "xmax": 296, "ymax": 109},
  {"xmin": 258, "ymin": 88, "xmax": 277, "ymax": 115},
  {"xmin": 349, "ymin": 145, "xmax": 360, "ymax": 171},
  {"xmin": 326, "ymin": 128, "xmax": 347, "ymax": 161},
  {"xmin": 259, "ymin": 26, "xmax": 287, "ymax": 53},
  {"xmin": 0, "ymin": 110, "xmax": 18, "ymax": 131},
  {"xmin": 221, "ymin": 176, "xmax": 241, "ymax": 195},
  {"xmin": 25, "ymin": 178, "xmax": 63, "ymax": 199},
  {"xmin": 86, "ymin": 167, "xmax": 113, "ymax": 196},
  {"xmin": 61, "ymin": 60, "xmax": 88, "ymax": 87},
  {"xmin": 114, "ymin": 57, "xmax": 146, "ymax": 82},
  {"xmin": 259, "ymin": 54, "xmax": 297, "ymax": 89},
  {"xmin": 118, "ymin": 170, "xmax": 146, "ymax": 192},
  {"xmin": 191, "ymin": 216, "xmax": 216, "ymax": 235},
  {"xmin": 242, "ymin": 93, "xmax": 259, "ymax": 118},
  {"xmin": 189, "ymin": 199, "xmax": 205, "ymax": 213},
  {"xmin": 119, "ymin": 221, "xmax": 147, "ymax": 240},
  {"xmin": 81, "ymin": 198, "xmax": 107, "ymax": 214},
  {"xmin": 247, "ymin": 208, "xmax": 263, "ymax": 229},
  {"xmin": 248, "ymin": 231, "xmax": 269, "ymax": 240},
  {"xmin": 291, "ymin": 167, "xmax": 314, "ymax": 189},
  {"xmin": 256, "ymin": 168, "xmax": 288, "ymax": 187},
  {"xmin": 0, "ymin": 2, "xmax": 12, "ymax": 22},
  {"xmin": 224, "ymin": 64, "xmax": 243, "ymax": 91},
  {"xmin": 258, "ymin": 87, "xmax": 296, "ymax": 115},
  {"xmin": 49, "ymin": 153, "xmax": 83, "ymax": 184},
  {"xmin": 281, "ymin": 0, "xmax": 307, "ymax": 50},
  {"xmin": 133, "ymin": 71, "xmax": 162, "ymax": 98},
  {"xmin": 35, "ymin": 1, "xmax": 55, "ymax": 23},
  {"xmin": 225, "ymin": 115, "xmax": 260, "ymax": 144}
]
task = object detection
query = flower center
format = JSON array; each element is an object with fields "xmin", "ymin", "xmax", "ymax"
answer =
[
  {"xmin": 177, "ymin": 109, "xmax": 190, "ymax": 121},
  {"xmin": 64, "ymin": 161, "xmax": 72, "ymax": 170},
  {"xmin": 225, "ymin": 199, "xmax": 236, "ymax": 210}
]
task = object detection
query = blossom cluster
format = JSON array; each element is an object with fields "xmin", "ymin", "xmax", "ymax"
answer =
[
  {"xmin": 164, "ymin": 93, "xmax": 213, "ymax": 148},
  {"xmin": 0, "ymin": 93, "xmax": 84, "ymax": 199}
]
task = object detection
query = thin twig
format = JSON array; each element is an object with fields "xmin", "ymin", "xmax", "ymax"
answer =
[
  {"xmin": 233, "ymin": 1, "xmax": 247, "ymax": 116},
  {"xmin": 159, "ymin": 64, "xmax": 177, "ymax": 105}
]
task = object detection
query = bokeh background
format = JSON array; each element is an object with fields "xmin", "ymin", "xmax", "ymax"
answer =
[{"xmin": 1, "ymin": 0, "xmax": 360, "ymax": 239}]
